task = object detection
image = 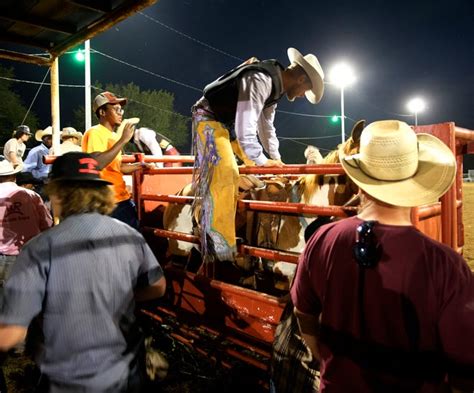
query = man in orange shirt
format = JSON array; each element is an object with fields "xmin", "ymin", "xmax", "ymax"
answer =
[{"xmin": 82, "ymin": 91, "xmax": 149, "ymax": 229}]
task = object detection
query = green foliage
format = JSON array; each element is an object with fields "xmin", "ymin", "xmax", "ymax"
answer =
[
  {"xmin": 0, "ymin": 66, "xmax": 39, "ymax": 145},
  {"xmin": 92, "ymin": 82, "xmax": 190, "ymax": 148}
]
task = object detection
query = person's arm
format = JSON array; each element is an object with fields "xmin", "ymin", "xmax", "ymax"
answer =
[
  {"xmin": 4, "ymin": 140, "xmax": 20, "ymax": 166},
  {"xmin": 294, "ymin": 307, "xmax": 321, "ymax": 362},
  {"xmin": 437, "ymin": 254, "xmax": 474, "ymax": 390},
  {"xmin": 235, "ymin": 72, "xmax": 277, "ymax": 166},
  {"xmin": 258, "ymin": 104, "xmax": 283, "ymax": 163},
  {"xmin": 290, "ymin": 232, "xmax": 324, "ymax": 361},
  {"xmin": 22, "ymin": 148, "xmax": 37, "ymax": 173},
  {"xmin": 0, "ymin": 324, "xmax": 27, "ymax": 351},
  {"xmin": 90, "ymin": 123, "xmax": 136, "ymax": 170},
  {"xmin": 133, "ymin": 238, "xmax": 166, "ymax": 302},
  {"xmin": 8, "ymin": 152, "xmax": 19, "ymax": 166},
  {"xmin": 120, "ymin": 162, "xmax": 153, "ymax": 174},
  {"xmin": 33, "ymin": 193, "xmax": 53, "ymax": 230},
  {"xmin": 135, "ymin": 276, "xmax": 166, "ymax": 302},
  {"xmin": 0, "ymin": 243, "xmax": 47, "ymax": 351}
]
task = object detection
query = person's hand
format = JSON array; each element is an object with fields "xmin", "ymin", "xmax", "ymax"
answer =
[
  {"xmin": 142, "ymin": 162, "xmax": 155, "ymax": 170},
  {"xmin": 263, "ymin": 159, "xmax": 284, "ymax": 167},
  {"xmin": 134, "ymin": 162, "xmax": 154, "ymax": 171},
  {"xmin": 119, "ymin": 123, "xmax": 135, "ymax": 144}
]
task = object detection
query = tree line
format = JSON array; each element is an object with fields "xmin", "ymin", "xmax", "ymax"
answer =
[{"xmin": 0, "ymin": 65, "xmax": 190, "ymax": 150}]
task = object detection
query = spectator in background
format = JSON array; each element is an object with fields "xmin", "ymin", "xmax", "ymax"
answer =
[
  {"xmin": 50, "ymin": 127, "xmax": 82, "ymax": 155},
  {"xmin": 133, "ymin": 127, "xmax": 164, "ymax": 168},
  {"xmin": 22, "ymin": 126, "xmax": 53, "ymax": 182},
  {"xmin": 0, "ymin": 159, "xmax": 52, "ymax": 289},
  {"xmin": 16, "ymin": 171, "xmax": 42, "ymax": 192},
  {"xmin": 0, "ymin": 152, "xmax": 166, "ymax": 392},
  {"xmin": 159, "ymin": 135, "xmax": 182, "ymax": 167},
  {"xmin": 3, "ymin": 125, "xmax": 32, "ymax": 168},
  {"xmin": 291, "ymin": 120, "xmax": 474, "ymax": 392},
  {"xmin": 82, "ymin": 92, "xmax": 152, "ymax": 229},
  {"xmin": 132, "ymin": 128, "xmax": 182, "ymax": 168}
]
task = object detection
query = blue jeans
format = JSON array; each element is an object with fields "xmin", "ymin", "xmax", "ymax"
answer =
[{"xmin": 111, "ymin": 199, "xmax": 139, "ymax": 230}]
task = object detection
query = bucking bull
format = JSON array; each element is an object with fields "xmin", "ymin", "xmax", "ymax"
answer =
[{"xmin": 162, "ymin": 120, "xmax": 365, "ymax": 294}]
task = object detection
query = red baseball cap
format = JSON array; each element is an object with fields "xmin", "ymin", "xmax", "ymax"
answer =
[{"xmin": 93, "ymin": 91, "xmax": 127, "ymax": 112}]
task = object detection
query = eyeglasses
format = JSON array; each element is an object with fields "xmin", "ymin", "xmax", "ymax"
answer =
[
  {"xmin": 108, "ymin": 105, "xmax": 124, "ymax": 115},
  {"xmin": 353, "ymin": 220, "xmax": 381, "ymax": 268}
]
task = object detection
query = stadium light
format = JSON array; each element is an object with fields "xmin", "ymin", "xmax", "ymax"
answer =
[
  {"xmin": 329, "ymin": 63, "xmax": 356, "ymax": 144},
  {"xmin": 75, "ymin": 49, "xmax": 85, "ymax": 62},
  {"xmin": 406, "ymin": 97, "xmax": 426, "ymax": 126}
]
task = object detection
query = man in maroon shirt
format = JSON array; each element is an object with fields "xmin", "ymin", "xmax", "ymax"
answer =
[{"xmin": 291, "ymin": 120, "xmax": 474, "ymax": 392}]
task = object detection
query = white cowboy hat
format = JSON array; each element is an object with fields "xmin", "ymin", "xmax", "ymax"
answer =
[
  {"xmin": 35, "ymin": 126, "xmax": 53, "ymax": 142},
  {"xmin": 0, "ymin": 160, "xmax": 23, "ymax": 176},
  {"xmin": 287, "ymin": 47, "xmax": 325, "ymax": 104},
  {"xmin": 61, "ymin": 127, "xmax": 83, "ymax": 140},
  {"xmin": 340, "ymin": 120, "xmax": 456, "ymax": 207}
]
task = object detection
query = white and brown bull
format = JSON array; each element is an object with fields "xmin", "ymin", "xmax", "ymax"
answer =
[{"xmin": 162, "ymin": 120, "xmax": 364, "ymax": 292}]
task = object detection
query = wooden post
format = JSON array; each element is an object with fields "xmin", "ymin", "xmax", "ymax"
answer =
[{"xmin": 50, "ymin": 57, "xmax": 61, "ymax": 154}]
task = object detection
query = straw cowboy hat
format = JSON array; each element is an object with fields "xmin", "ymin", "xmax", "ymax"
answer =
[
  {"xmin": 61, "ymin": 127, "xmax": 83, "ymax": 141},
  {"xmin": 35, "ymin": 126, "xmax": 53, "ymax": 142},
  {"xmin": 340, "ymin": 120, "xmax": 456, "ymax": 207},
  {"xmin": 287, "ymin": 47, "xmax": 325, "ymax": 104},
  {"xmin": 0, "ymin": 160, "xmax": 23, "ymax": 176}
]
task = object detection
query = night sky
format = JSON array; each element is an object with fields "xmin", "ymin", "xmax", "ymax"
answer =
[{"xmin": 1, "ymin": 0, "xmax": 473, "ymax": 166}]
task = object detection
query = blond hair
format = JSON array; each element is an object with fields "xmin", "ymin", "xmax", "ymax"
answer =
[{"xmin": 45, "ymin": 181, "xmax": 115, "ymax": 219}]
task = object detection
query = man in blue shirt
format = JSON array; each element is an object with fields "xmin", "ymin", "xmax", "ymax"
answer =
[
  {"xmin": 22, "ymin": 127, "xmax": 53, "ymax": 182},
  {"xmin": 0, "ymin": 152, "xmax": 166, "ymax": 392}
]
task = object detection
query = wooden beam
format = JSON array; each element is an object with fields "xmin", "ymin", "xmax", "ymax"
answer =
[
  {"xmin": 0, "ymin": 49, "xmax": 51, "ymax": 66},
  {"xmin": 0, "ymin": 12, "xmax": 77, "ymax": 35},
  {"xmin": 67, "ymin": 0, "xmax": 112, "ymax": 13},
  {"xmin": 50, "ymin": 57, "xmax": 61, "ymax": 153},
  {"xmin": 0, "ymin": 31, "xmax": 52, "ymax": 50},
  {"xmin": 50, "ymin": 0, "xmax": 157, "ymax": 57}
]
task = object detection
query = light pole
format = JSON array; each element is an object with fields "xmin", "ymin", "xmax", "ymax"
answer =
[
  {"xmin": 84, "ymin": 40, "xmax": 91, "ymax": 130},
  {"xmin": 74, "ymin": 40, "xmax": 92, "ymax": 130},
  {"xmin": 406, "ymin": 97, "xmax": 426, "ymax": 126},
  {"xmin": 329, "ymin": 63, "xmax": 356, "ymax": 144}
]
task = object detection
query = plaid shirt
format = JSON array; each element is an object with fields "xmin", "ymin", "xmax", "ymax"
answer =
[{"xmin": 271, "ymin": 298, "xmax": 320, "ymax": 392}]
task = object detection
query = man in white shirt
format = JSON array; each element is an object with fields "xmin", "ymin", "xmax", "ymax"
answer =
[
  {"xmin": 191, "ymin": 47, "xmax": 325, "ymax": 263},
  {"xmin": 3, "ymin": 125, "xmax": 32, "ymax": 167}
]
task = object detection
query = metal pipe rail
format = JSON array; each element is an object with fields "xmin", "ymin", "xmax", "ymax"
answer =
[
  {"xmin": 141, "ymin": 163, "xmax": 346, "ymax": 176},
  {"xmin": 143, "ymin": 228, "xmax": 300, "ymax": 264},
  {"xmin": 43, "ymin": 154, "xmax": 195, "ymax": 165},
  {"xmin": 141, "ymin": 193, "xmax": 357, "ymax": 217}
]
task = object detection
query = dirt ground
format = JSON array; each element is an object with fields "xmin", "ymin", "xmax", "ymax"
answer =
[
  {"xmin": 463, "ymin": 183, "xmax": 474, "ymax": 270},
  {"xmin": 4, "ymin": 183, "xmax": 474, "ymax": 392}
]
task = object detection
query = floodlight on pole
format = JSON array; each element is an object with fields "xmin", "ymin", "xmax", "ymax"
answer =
[
  {"xmin": 75, "ymin": 49, "xmax": 85, "ymax": 62},
  {"xmin": 329, "ymin": 63, "xmax": 356, "ymax": 144},
  {"xmin": 406, "ymin": 97, "xmax": 426, "ymax": 126}
]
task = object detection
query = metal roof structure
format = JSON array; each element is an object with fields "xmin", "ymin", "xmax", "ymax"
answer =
[{"xmin": 0, "ymin": 0, "xmax": 156, "ymax": 66}]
